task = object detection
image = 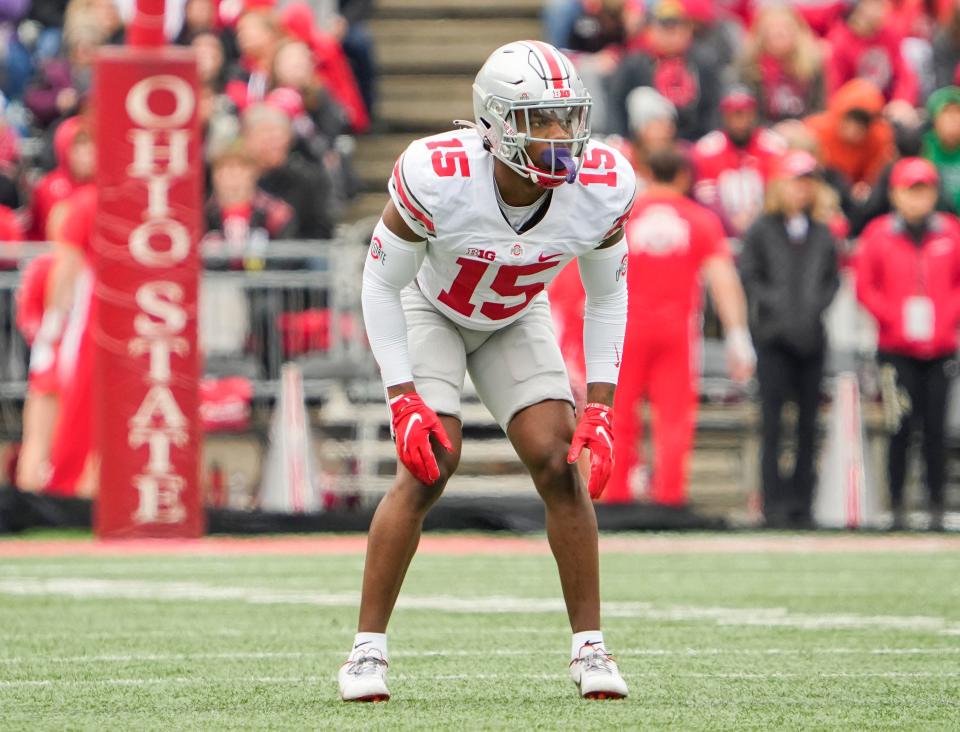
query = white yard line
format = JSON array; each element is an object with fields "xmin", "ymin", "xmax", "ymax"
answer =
[
  {"xmin": 1, "ymin": 671, "xmax": 958, "ymax": 690},
  {"xmin": 1, "ymin": 577, "xmax": 959, "ymax": 636},
  {"xmin": 1, "ymin": 647, "xmax": 959, "ymax": 666}
]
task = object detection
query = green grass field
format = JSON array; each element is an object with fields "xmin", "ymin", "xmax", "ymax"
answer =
[{"xmin": 0, "ymin": 532, "xmax": 958, "ymax": 731}]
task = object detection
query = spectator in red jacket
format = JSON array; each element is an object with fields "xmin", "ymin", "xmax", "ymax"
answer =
[
  {"xmin": 27, "ymin": 116, "xmax": 93, "ymax": 241},
  {"xmin": 825, "ymin": 0, "xmax": 919, "ymax": 106},
  {"xmin": 691, "ymin": 86, "xmax": 786, "ymax": 236},
  {"xmin": 855, "ymin": 158, "xmax": 960, "ymax": 531}
]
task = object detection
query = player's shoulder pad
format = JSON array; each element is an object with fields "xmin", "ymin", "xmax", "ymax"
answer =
[
  {"xmin": 577, "ymin": 139, "xmax": 637, "ymax": 240},
  {"xmin": 693, "ymin": 130, "xmax": 727, "ymax": 157},
  {"xmin": 389, "ymin": 129, "xmax": 483, "ymax": 238}
]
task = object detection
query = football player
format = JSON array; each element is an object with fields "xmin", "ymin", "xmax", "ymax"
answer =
[{"xmin": 340, "ymin": 41, "xmax": 635, "ymax": 702}]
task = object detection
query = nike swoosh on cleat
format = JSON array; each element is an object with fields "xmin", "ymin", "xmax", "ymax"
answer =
[
  {"xmin": 403, "ymin": 413, "xmax": 422, "ymax": 445},
  {"xmin": 538, "ymin": 252, "xmax": 564, "ymax": 262}
]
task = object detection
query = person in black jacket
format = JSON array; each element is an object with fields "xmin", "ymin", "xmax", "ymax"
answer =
[
  {"xmin": 605, "ymin": 0, "xmax": 721, "ymax": 141},
  {"xmin": 241, "ymin": 101, "xmax": 338, "ymax": 239},
  {"xmin": 739, "ymin": 150, "xmax": 841, "ymax": 528}
]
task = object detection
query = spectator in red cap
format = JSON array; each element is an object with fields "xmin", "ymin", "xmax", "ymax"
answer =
[
  {"xmin": 692, "ymin": 86, "xmax": 786, "ymax": 237},
  {"xmin": 825, "ymin": 0, "xmax": 919, "ymax": 107},
  {"xmin": 739, "ymin": 150, "xmax": 841, "ymax": 528},
  {"xmin": 855, "ymin": 157, "xmax": 960, "ymax": 531},
  {"xmin": 26, "ymin": 116, "xmax": 93, "ymax": 241},
  {"xmin": 737, "ymin": 5, "xmax": 827, "ymax": 124},
  {"xmin": 608, "ymin": 0, "xmax": 722, "ymax": 141}
]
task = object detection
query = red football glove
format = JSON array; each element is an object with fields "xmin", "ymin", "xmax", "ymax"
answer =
[
  {"xmin": 566, "ymin": 402, "xmax": 614, "ymax": 499},
  {"xmin": 390, "ymin": 392, "xmax": 453, "ymax": 485}
]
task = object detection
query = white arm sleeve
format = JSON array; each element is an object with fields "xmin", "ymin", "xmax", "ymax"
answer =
[
  {"xmin": 578, "ymin": 236, "xmax": 628, "ymax": 385},
  {"xmin": 360, "ymin": 218, "xmax": 427, "ymax": 387}
]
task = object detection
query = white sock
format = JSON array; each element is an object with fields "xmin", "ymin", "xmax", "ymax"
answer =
[
  {"xmin": 351, "ymin": 632, "xmax": 388, "ymax": 661},
  {"xmin": 571, "ymin": 630, "xmax": 605, "ymax": 660}
]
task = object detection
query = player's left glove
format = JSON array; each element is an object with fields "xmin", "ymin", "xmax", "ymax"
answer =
[
  {"xmin": 390, "ymin": 392, "xmax": 453, "ymax": 485},
  {"xmin": 566, "ymin": 402, "xmax": 614, "ymax": 500}
]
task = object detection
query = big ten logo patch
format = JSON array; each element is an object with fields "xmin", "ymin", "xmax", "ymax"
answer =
[
  {"xmin": 616, "ymin": 253, "xmax": 627, "ymax": 282},
  {"xmin": 369, "ymin": 236, "xmax": 387, "ymax": 265},
  {"xmin": 628, "ymin": 204, "xmax": 691, "ymax": 256},
  {"xmin": 466, "ymin": 247, "xmax": 496, "ymax": 261}
]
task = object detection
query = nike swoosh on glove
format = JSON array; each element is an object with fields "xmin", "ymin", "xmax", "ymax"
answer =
[
  {"xmin": 389, "ymin": 393, "xmax": 453, "ymax": 485},
  {"xmin": 566, "ymin": 402, "xmax": 614, "ymax": 499}
]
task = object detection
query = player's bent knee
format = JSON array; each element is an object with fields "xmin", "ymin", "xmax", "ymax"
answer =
[
  {"xmin": 529, "ymin": 450, "xmax": 580, "ymax": 502},
  {"xmin": 392, "ymin": 454, "xmax": 459, "ymax": 513}
]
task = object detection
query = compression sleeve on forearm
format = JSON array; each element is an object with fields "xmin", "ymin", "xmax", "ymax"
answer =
[
  {"xmin": 360, "ymin": 218, "xmax": 426, "ymax": 387},
  {"xmin": 578, "ymin": 236, "xmax": 628, "ymax": 385}
]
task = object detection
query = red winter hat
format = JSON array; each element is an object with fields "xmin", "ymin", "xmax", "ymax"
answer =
[
  {"xmin": 776, "ymin": 150, "xmax": 819, "ymax": 179},
  {"xmin": 890, "ymin": 157, "xmax": 938, "ymax": 189}
]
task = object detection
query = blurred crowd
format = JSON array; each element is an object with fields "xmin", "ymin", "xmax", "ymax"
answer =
[
  {"xmin": 0, "ymin": 0, "xmax": 376, "ymax": 245},
  {"xmin": 550, "ymin": 0, "xmax": 960, "ymax": 235},
  {"xmin": 548, "ymin": 0, "xmax": 960, "ymax": 528}
]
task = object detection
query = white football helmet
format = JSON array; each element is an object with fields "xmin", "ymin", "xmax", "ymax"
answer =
[{"xmin": 469, "ymin": 41, "xmax": 592, "ymax": 188}]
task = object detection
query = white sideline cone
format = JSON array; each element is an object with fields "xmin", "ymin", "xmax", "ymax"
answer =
[
  {"xmin": 259, "ymin": 364, "xmax": 323, "ymax": 513},
  {"xmin": 814, "ymin": 371, "xmax": 881, "ymax": 529}
]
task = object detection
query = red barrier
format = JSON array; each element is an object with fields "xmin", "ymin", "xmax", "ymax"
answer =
[{"xmin": 92, "ymin": 45, "xmax": 204, "ymax": 538}]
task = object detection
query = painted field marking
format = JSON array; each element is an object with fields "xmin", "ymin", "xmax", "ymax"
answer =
[
  {"xmin": 2, "ymin": 647, "xmax": 959, "ymax": 666},
  {"xmin": 1, "ymin": 671, "xmax": 959, "ymax": 690},
  {"xmin": 1, "ymin": 577, "xmax": 959, "ymax": 636}
]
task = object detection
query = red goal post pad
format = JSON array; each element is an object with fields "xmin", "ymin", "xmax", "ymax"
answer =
[{"xmin": 92, "ymin": 45, "xmax": 204, "ymax": 539}]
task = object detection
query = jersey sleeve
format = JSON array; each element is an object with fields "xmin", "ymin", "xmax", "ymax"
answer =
[
  {"xmin": 598, "ymin": 146, "xmax": 637, "ymax": 241},
  {"xmin": 388, "ymin": 140, "xmax": 438, "ymax": 240}
]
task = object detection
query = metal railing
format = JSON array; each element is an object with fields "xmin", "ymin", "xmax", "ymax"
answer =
[{"xmin": 0, "ymin": 237, "xmax": 378, "ymax": 416}]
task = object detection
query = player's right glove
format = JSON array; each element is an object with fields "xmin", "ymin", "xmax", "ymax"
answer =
[
  {"xmin": 389, "ymin": 392, "xmax": 453, "ymax": 485},
  {"xmin": 567, "ymin": 402, "xmax": 615, "ymax": 499}
]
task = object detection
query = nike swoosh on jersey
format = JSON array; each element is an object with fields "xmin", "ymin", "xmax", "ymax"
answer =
[
  {"xmin": 403, "ymin": 413, "xmax": 423, "ymax": 445},
  {"xmin": 538, "ymin": 252, "xmax": 564, "ymax": 262}
]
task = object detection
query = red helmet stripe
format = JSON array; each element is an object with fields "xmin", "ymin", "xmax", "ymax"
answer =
[{"xmin": 529, "ymin": 41, "xmax": 567, "ymax": 90}]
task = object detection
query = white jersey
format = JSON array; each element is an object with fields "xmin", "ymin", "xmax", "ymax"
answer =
[{"xmin": 388, "ymin": 129, "xmax": 636, "ymax": 331}]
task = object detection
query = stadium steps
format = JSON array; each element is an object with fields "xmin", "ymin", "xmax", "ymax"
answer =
[{"xmin": 345, "ymin": 4, "xmax": 543, "ymax": 222}]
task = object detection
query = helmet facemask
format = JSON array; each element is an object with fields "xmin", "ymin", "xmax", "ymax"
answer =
[{"xmin": 478, "ymin": 94, "xmax": 592, "ymax": 189}]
